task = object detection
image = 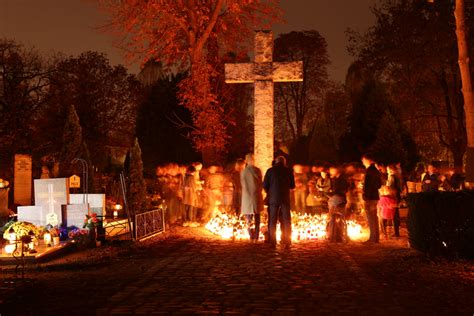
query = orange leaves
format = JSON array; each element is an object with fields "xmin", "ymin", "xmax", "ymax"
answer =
[{"xmin": 95, "ymin": 0, "xmax": 283, "ymax": 154}]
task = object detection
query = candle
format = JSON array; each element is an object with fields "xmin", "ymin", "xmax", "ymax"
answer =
[
  {"xmin": 113, "ymin": 210, "xmax": 118, "ymax": 218},
  {"xmin": 8, "ymin": 232, "xmax": 16, "ymax": 244},
  {"xmin": 43, "ymin": 233, "xmax": 52, "ymax": 245},
  {"xmin": 5, "ymin": 244, "xmax": 15, "ymax": 254}
]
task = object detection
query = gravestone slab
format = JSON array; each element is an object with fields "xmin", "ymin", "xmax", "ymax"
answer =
[
  {"xmin": 14, "ymin": 154, "xmax": 32, "ymax": 205},
  {"xmin": 34, "ymin": 178, "xmax": 69, "ymax": 225},
  {"xmin": 70, "ymin": 194, "xmax": 105, "ymax": 216},
  {"xmin": 17, "ymin": 206, "xmax": 45, "ymax": 226},
  {"xmin": 62, "ymin": 204, "xmax": 88, "ymax": 227}
]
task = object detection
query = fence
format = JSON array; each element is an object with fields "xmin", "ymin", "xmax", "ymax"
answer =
[{"xmin": 134, "ymin": 208, "xmax": 166, "ymax": 241}]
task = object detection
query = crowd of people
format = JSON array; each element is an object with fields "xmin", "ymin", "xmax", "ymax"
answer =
[{"xmin": 153, "ymin": 155, "xmax": 466, "ymax": 248}]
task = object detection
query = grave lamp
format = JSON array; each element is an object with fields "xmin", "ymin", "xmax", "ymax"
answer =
[
  {"xmin": 8, "ymin": 227, "xmax": 16, "ymax": 244},
  {"xmin": 43, "ymin": 232, "xmax": 52, "ymax": 246},
  {"xmin": 113, "ymin": 204, "xmax": 122, "ymax": 219},
  {"xmin": 28, "ymin": 231, "xmax": 36, "ymax": 251},
  {"xmin": 4, "ymin": 244, "xmax": 16, "ymax": 254}
]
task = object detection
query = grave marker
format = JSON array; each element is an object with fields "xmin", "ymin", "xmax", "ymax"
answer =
[
  {"xmin": 34, "ymin": 178, "xmax": 69, "ymax": 225},
  {"xmin": 17, "ymin": 206, "xmax": 45, "ymax": 226},
  {"xmin": 62, "ymin": 204, "xmax": 88, "ymax": 227},
  {"xmin": 70, "ymin": 194, "xmax": 105, "ymax": 216},
  {"xmin": 69, "ymin": 175, "xmax": 81, "ymax": 189},
  {"xmin": 225, "ymin": 31, "xmax": 303, "ymax": 173},
  {"xmin": 13, "ymin": 154, "xmax": 32, "ymax": 205}
]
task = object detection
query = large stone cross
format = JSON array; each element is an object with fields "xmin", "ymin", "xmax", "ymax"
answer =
[{"xmin": 225, "ymin": 30, "xmax": 303, "ymax": 173}]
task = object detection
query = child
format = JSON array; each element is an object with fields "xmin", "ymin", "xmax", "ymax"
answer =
[{"xmin": 378, "ymin": 186, "xmax": 397, "ymax": 238}]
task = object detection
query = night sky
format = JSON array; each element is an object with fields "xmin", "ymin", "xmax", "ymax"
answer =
[{"xmin": 0, "ymin": 0, "xmax": 376, "ymax": 81}]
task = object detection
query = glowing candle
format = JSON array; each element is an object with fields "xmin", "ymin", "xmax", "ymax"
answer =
[
  {"xmin": 8, "ymin": 231, "xmax": 16, "ymax": 244},
  {"xmin": 43, "ymin": 233, "xmax": 52, "ymax": 245},
  {"xmin": 5, "ymin": 244, "xmax": 15, "ymax": 254}
]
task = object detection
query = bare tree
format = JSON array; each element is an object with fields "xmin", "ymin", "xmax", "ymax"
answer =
[{"xmin": 274, "ymin": 30, "xmax": 330, "ymax": 144}]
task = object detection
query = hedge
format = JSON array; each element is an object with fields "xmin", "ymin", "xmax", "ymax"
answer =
[{"xmin": 407, "ymin": 191, "xmax": 474, "ymax": 259}]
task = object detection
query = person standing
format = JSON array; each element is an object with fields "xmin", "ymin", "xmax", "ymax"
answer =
[
  {"xmin": 362, "ymin": 155, "xmax": 383, "ymax": 243},
  {"xmin": 240, "ymin": 154, "xmax": 264, "ymax": 241},
  {"xmin": 387, "ymin": 164, "xmax": 403, "ymax": 237},
  {"xmin": 422, "ymin": 164, "xmax": 440, "ymax": 192},
  {"xmin": 293, "ymin": 164, "xmax": 308, "ymax": 214},
  {"xmin": 263, "ymin": 156, "xmax": 295, "ymax": 248},
  {"xmin": 183, "ymin": 165, "xmax": 198, "ymax": 223},
  {"xmin": 232, "ymin": 159, "xmax": 246, "ymax": 216},
  {"xmin": 327, "ymin": 166, "xmax": 349, "ymax": 242},
  {"xmin": 316, "ymin": 168, "xmax": 331, "ymax": 213}
]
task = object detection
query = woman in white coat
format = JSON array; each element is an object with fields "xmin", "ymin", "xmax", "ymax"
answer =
[{"xmin": 240, "ymin": 153, "xmax": 264, "ymax": 241}]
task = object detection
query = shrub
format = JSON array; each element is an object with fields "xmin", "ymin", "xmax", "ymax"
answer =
[{"xmin": 407, "ymin": 191, "xmax": 474, "ymax": 259}]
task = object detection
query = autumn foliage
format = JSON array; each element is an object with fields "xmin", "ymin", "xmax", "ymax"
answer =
[{"xmin": 97, "ymin": 0, "xmax": 282, "ymax": 154}]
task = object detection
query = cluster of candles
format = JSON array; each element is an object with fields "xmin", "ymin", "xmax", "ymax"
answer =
[
  {"xmin": 205, "ymin": 210, "xmax": 366, "ymax": 242},
  {"xmin": 4, "ymin": 229, "xmax": 61, "ymax": 255}
]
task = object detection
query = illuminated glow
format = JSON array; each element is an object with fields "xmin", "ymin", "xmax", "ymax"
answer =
[
  {"xmin": 43, "ymin": 233, "xmax": 52, "ymax": 245},
  {"xmin": 5, "ymin": 244, "xmax": 16, "ymax": 254},
  {"xmin": 206, "ymin": 209, "xmax": 367, "ymax": 242},
  {"xmin": 8, "ymin": 232, "xmax": 16, "ymax": 243}
]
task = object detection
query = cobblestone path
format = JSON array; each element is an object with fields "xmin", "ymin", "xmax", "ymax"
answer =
[{"xmin": 2, "ymin": 229, "xmax": 474, "ymax": 315}]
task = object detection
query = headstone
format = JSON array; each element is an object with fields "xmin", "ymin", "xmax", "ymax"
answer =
[
  {"xmin": 69, "ymin": 175, "xmax": 81, "ymax": 189},
  {"xmin": 17, "ymin": 206, "xmax": 45, "ymax": 226},
  {"xmin": 34, "ymin": 178, "xmax": 69, "ymax": 225},
  {"xmin": 14, "ymin": 154, "xmax": 32, "ymax": 205},
  {"xmin": 70, "ymin": 194, "xmax": 105, "ymax": 216},
  {"xmin": 62, "ymin": 204, "xmax": 88, "ymax": 227},
  {"xmin": 225, "ymin": 31, "xmax": 303, "ymax": 173}
]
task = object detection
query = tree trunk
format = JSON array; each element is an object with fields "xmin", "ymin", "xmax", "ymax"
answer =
[{"xmin": 454, "ymin": 0, "xmax": 474, "ymax": 180}]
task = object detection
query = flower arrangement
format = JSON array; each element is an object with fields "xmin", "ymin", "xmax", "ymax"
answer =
[
  {"xmin": 68, "ymin": 228, "xmax": 89, "ymax": 239},
  {"xmin": 68, "ymin": 228, "xmax": 92, "ymax": 249},
  {"xmin": 44, "ymin": 225, "xmax": 60, "ymax": 237},
  {"xmin": 83, "ymin": 213, "xmax": 101, "ymax": 230},
  {"xmin": 3, "ymin": 221, "xmax": 41, "ymax": 240}
]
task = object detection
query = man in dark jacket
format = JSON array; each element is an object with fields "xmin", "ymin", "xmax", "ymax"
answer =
[
  {"xmin": 263, "ymin": 156, "xmax": 295, "ymax": 248},
  {"xmin": 362, "ymin": 155, "xmax": 382, "ymax": 243},
  {"xmin": 422, "ymin": 164, "xmax": 440, "ymax": 192}
]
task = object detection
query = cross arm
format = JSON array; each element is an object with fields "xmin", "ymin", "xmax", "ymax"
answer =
[
  {"xmin": 224, "ymin": 63, "xmax": 254, "ymax": 83},
  {"xmin": 225, "ymin": 61, "xmax": 303, "ymax": 84},
  {"xmin": 272, "ymin": 61, "xmax": 303, "ymax": 82}
]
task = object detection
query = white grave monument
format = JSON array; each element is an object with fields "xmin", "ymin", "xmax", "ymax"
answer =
[
  {"xmin": 17, "ymin": 178, "xmax": 106, "ymax": 228},
  {"xmin": 17, "ymin": 206, "xmax": 45, "ymax": 226},
  {"xmin": 70, "ymin": 194, "xmax": 105, "ymax": 216},
  {"xmin": 33, "ymin": 178, "xmax": 69, "ymax": 225},
  {"xmin": 62, "ymin": 204, "xmax": 89, "ymax": 227}
]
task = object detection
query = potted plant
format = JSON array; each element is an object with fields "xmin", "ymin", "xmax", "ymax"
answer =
[{"xmin": 49, "ymin": 227, "xmax": 60, "ymax": 246}]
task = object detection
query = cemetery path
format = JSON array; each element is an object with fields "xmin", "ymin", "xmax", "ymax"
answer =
[{"xmin": 2, "ymin": 227, "xmax": 474, "ymax": 315}]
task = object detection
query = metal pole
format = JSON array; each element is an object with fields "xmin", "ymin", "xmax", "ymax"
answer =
[{"xmin": 120, "ymin": 172, "xmax": 134, "ymax": 241}]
